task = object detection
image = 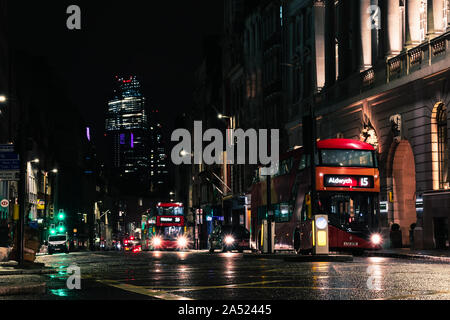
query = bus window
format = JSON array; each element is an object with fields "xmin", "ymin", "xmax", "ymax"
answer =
[
  {"xmin": 273, "ymin": 203, "xmax": 291, "ymax": 222},
  {"xmin": 157, "ymin": 206, "xmax": 184, "ymax": 216},
  {"xmin": 298, "ymin": 154, "xmax": 311, "ymax": 171},
  {"xmin": 319, "ymin": 149, "xmax": 375, "ymax": 168}
]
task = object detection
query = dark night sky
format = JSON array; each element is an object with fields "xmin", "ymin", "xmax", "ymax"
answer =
[{"xmin": 9, "ymin": 1, "xmax": 223, "ymax": 160}]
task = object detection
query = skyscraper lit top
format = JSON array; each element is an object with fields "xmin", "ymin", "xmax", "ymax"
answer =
[
  {"xmin": 105, "ymin": 75, "xmax": 151, "ymax": 193},
  {"xmin": 106, "ymin": 76, "xmax": 148, "ymax": 131}
]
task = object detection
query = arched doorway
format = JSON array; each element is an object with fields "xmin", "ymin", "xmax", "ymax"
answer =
[{"xmin": 392, "ymin": 140, "xmax": 417, "ymax": 245}]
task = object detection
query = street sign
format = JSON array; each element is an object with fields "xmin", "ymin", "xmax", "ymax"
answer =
[
  {"xmin": 37, "ymin": 199, "xmax": 45, "ymax": 210},
  {"xmin": 314, "ymin": 215, "xmax": 329, "ymax": 255},
  {"xmin": 0, "ymin": 145, "xmax": 15, "ymax": 152},
  {"xmin": 1, "ymin": 199, "xmax": 9, "ymax": 208},
  {"xmin": 0, "ymin": 145, "xmax": 19, "ymax": 181},
  {"xmin": 0, "ymin": 171, "xmax": 19, "ymax": 181}
]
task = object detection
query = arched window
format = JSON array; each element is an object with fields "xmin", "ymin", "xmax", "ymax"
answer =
[
  {"xmin": 432, "ymin": 102, "xmax": 448, "ymax": 190},
  {"xmin": 437, "ymin": 104, "xmax": 448, "ymax": 189}
]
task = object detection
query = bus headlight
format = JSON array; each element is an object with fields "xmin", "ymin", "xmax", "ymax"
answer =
[
  {"xmin": 224, "ymin": 236, "xmax": 235, "ymax": 246},
  {"xmin": 177, "ymin": 236, "xmax": 188, "ymax": 248},
  {"xmin": 152, "ymin": 236, "xmax": 162, "ymax": 247},
  {"xmin": 371, "ymin": 233, "xmax": 382, "ymax": 245}
]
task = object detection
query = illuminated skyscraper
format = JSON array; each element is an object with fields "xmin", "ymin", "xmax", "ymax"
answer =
[{"xmin": 105, "ymin": 75, "xmax": 150, "ymax": 193}]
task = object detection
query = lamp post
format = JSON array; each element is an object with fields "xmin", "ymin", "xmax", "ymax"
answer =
[
  {"xmin": 218, "ymin": 113, "xmax": 234, "ymax": 227},
  {"xmin": 42, "ymin": 168, "xmax": 58, "ymax": 242}
]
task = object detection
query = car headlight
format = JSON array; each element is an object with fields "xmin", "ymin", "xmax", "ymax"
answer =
[
  {"xmin": 177, "ymin": 236, "xmax": 188, "ymax": 248},
  {"xmin": 370, "ymin": 233, "xmax": 382, "ymax": 245},
  {"xmin": 224, "ymin": 235, "xmax": 235, "ymax": 245},
  {"xmin": 152, "ymin": 236, "xmax": 162, "ymax": 247}
]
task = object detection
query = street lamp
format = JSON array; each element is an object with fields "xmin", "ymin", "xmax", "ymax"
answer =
[
  {"xmin": 43, "ymin": 168, "xmax": 59, "ymax": 240},
  {"xmin": 218, "ymin": 114, "xmax": 231, "ymax": 120},
  {"xmin": 180, "ymin": 150, "xmax": 190, "ymax": 157},
  {"xmin": 0, "ymin": 95, "xmax": 6, "ymax": 103}
]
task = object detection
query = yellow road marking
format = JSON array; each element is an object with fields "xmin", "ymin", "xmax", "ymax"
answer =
[{"xmin": 97, "ymin": 279, "xmax": 194, "ymax": 300}]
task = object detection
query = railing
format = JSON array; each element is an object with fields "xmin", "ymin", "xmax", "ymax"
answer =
[
  {"xmin": 381, "ymin": 31, "xmax": 448, "ymax": 86},
  {"xmin": 321, "ymin": 31, "xmax": 450, "ymax": 105}
]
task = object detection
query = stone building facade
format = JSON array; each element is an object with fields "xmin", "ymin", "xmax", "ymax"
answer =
[{"xmin": 285, "ymin": 0, "xmax": 450, "ymax": 248}]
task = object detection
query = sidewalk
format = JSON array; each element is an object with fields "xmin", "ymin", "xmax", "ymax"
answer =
[
  {"xmin": 0, "ymin": 261, "xmax": 57, "ymax": 296},
  {"xmin": 365, "ymin": 248, "xmax": 450, "ymax": 263}
]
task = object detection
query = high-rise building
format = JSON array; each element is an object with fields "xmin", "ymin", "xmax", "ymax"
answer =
[
  {"xmin": 148, "ymin": 110, "xmax": 169, "ymax": 195},
  {"xmin": 105, "ymin": 76, "xmax": 150, "ymax": 194}
]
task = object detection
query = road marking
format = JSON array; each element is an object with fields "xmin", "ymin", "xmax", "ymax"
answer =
[
  {"xmin": 96, "ymin": 279, "xmax": 359, "ymax": 294},
  {"xmin": 166, "ymin": 279, "xmax": 294, "ymax": 292},
  {"xmin": 97, "ymin": 279, "xmax": 194, "ymax": 300}
]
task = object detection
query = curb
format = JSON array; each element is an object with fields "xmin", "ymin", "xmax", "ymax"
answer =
[
  {"xmin": 0, "ymin": 283, "xmax": 46, "ymax": 296},
  {"xmin": 243, "ymin": 253, "xmax": 353, "ymax": 262},
  {"xmin": 0, "ymin": 268, "xmax": 58, "ymax": 276},
  {"xmin": 365, "ymin": 252, "xmax": 450, "ymax": 263},
  {"xmin": 243, "ymin": 253, "xmax": 294, "ymax": 260},
  {"xmin": 284, "ymin": 255, "xmax": 353, "ymax": 263}
]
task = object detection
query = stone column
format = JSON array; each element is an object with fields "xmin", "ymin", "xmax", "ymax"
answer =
[
  {"xmin": 324, "ymin": 0, "xmax": 336, "ymax": 87},
  {"xmin": 386, "ymin": 0, "xmax": 402, "ymax": 57},
  {"xmin": 448, "ymin": 0, "xmax": 450, "ymax": 30},
  {"xmin": 313, "ymin": 1, "xmax": 326, "ymax": 89},
  {"xmin": 338, "ymin": 0, "xmax": 351, "ymax": 79},
  {"xmin": 359, "ymin": 0, "xmax": 372, "ymax": 70},
  {"xmin": 427, "ymin": 0, "xmax": 446, "ymax": 36},
  {"xmin": 405, "ymin": 0, "xmax": 422, "ymax": 47}
]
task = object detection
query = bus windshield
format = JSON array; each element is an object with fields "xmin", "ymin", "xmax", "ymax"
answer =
[
  {"xmin": 319, "ymin": 149, "xmax": 376, "ymax": 168},
  {"xmin": 156, "ymin": 205, "xmax": 184, "ymax": 216},
  {"xmin": 157, "ymin": 226, "xmax": 183, "ymax": 240}
]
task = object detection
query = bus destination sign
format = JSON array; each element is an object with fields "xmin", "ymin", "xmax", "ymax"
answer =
[
  {"xmin": 156, "ymin": 216, "xmax": 184, "ymax": 227},
  {"xmin": 324, "ymin": 175, "xmax": 374, "ymax": 188}
]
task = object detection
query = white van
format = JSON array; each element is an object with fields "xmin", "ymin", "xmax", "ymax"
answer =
[{"xmin": 48, "ymin": 234, "xmax": 69, "ymax": 255}]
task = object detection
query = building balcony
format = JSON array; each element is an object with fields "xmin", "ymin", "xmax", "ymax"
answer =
[{"xmin": 321, "ymin": 31, "xmax": 450, "ymax": 107}]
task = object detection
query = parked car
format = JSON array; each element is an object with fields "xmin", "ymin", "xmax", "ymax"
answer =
[{"xmin": 208, "ymin": 225, "xmax": 250, "ymax": 253}]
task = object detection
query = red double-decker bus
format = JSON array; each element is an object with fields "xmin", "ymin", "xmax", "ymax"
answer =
[
  {"xmin": 250, "ymin": 139, "xmax": 382, "ymax": 254},
  {"xmin": 149, "ymin": 202, "xmax": 190, "ymax": 251}
]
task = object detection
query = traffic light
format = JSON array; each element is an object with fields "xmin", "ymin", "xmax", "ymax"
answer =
[{"xmin": 58, "ymin": 209, "xmax": 65, "ymax": 221}]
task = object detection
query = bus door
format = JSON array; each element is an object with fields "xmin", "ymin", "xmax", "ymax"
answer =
[{"xmin": 320, "ymin": 193, "xmax": 378, "ymax": 230}]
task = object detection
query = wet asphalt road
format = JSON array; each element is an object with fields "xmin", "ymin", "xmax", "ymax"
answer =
[{"xmin": 3, "ymin": 250, "xmax": 450, "ymax": 300}]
